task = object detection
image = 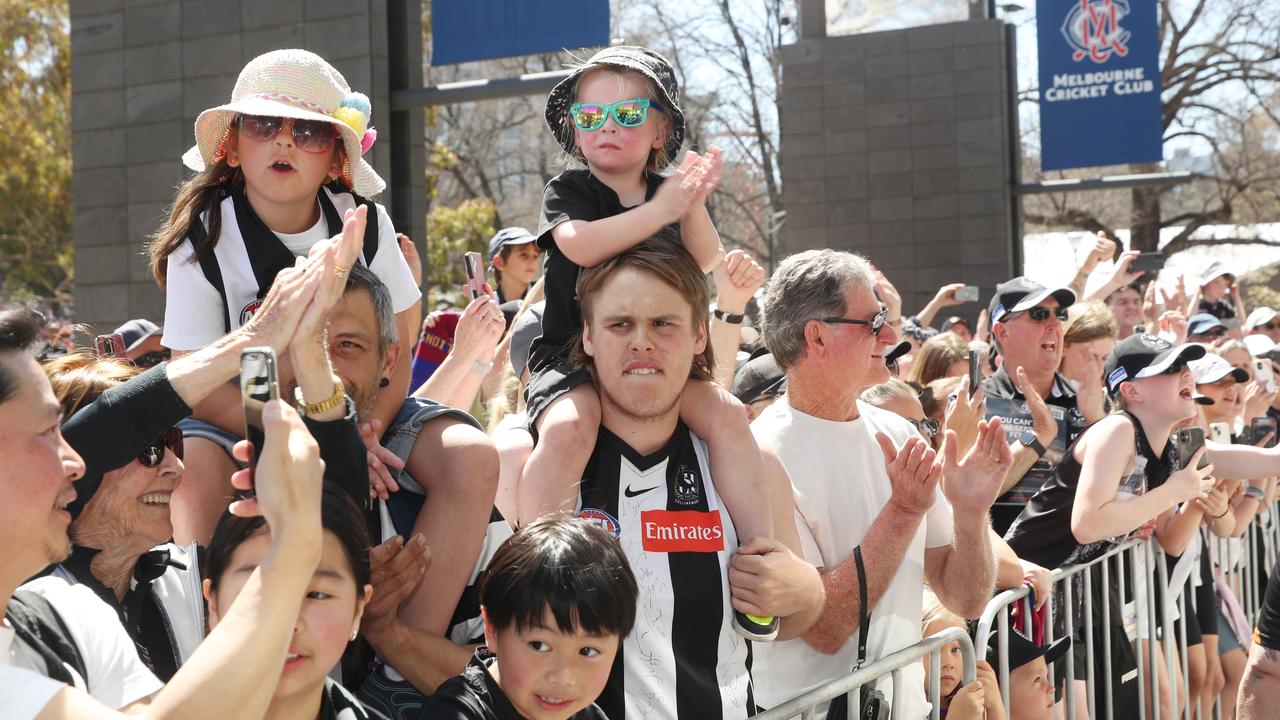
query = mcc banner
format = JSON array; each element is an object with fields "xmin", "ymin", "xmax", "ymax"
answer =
[{"xmin": 1037, "ymin": 0, "xmax": 1163, "ymax": 170}]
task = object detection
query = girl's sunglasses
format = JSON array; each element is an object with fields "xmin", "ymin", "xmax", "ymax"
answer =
[
  {"xmin": 138, "ymin": 427, "xmax": 184, "ymax": 468},
  {"xmin": 237, "ymin": 114, "xmax": 339, "ymax": 154},
  {"xmin": 569, "ymin": 98, "xmax": 663, "ymax": 131}
]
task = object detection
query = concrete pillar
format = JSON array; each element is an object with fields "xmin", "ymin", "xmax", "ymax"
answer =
[{"xmin": 777, "ymin": 20, "xmax": 1019, "ymax": 317}]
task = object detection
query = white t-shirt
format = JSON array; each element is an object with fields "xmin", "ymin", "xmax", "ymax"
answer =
[
  {"xmin": 10, "ymin": 577, "xmax": 162, "ymax": 709},
  {"xmin": 162, "ymin": 187, "xmax": 420, "ymax": 350},
  {"xmin": 0, "ymin": 663, "xmax": 64, "ymax": 720},
  {"xmin": 751, "ymin": 398, "xmax": 955, "ymax": 720}
]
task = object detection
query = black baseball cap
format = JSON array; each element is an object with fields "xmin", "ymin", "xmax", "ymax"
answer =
[
  {"xmin": 732, "ymin": 351, "xmax": 786, "ymax": 404},
  {"xmin": 487, "ymin": 227, "xmax": 537, "ymax": 264},
  {"xmin": 111, "ymin": 318, "xmax": 162, "ymax": 352},
  {"xmin": 1103, "ymin": 333, "xmax": 1206, "ymax": 396},
  {"xmin": 988, "ymin": 277, "xmax": 1076, "ymax": 324},
  {"xmin": 987, "ymin": 631, "xmax": 1070, "ymax": 681}
]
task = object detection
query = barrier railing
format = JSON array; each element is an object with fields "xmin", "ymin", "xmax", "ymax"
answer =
[
  {"xmin": 762, "ymin": 502, "xmax": 1280, "ymax": 719},
  {"xmin": 752, "ymin": 626, "xmax": 975, "ymax": 720}
]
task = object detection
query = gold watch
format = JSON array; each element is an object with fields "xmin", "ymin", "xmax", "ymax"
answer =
[{"xmin": 295, "ymin": 377, "xmax": 346, "ymax": 417}]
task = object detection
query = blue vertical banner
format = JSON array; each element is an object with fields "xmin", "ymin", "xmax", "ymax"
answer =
[
  {"xmin": 432, "ymin": 0, "xmax": 610, "ymax": 66},
  {"xmin": 1037, "ymin": 0, "xmax": 1163, "ymax": 170}
]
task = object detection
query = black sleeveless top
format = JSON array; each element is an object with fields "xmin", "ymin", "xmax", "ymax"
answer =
[{"xmin": 1004, "ymin": 412, "xmax": 1174, "ymax": 569}]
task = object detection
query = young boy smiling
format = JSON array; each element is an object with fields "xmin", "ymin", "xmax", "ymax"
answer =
[{"xmin": 421, "ymin": 516, "xmax": 638, "ymax": 720}]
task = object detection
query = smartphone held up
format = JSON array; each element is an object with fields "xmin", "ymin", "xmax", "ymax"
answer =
[{"xmin": 241, "ymin": 347, "xmax": 280, "ymax": 485}]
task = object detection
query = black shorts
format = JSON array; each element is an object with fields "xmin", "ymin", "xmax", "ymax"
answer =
[{"xmin": 524, "ymin": 359, "xmax": 593, "ymax": 435}]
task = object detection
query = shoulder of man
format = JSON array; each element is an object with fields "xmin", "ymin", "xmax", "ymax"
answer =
[
  {"xmin": 857, "ymin": 400, "xmax": 917, "ymax": 440},
  {"xmin": 7, "ymin": 581, "xmax": 89, "ymax": 689}
]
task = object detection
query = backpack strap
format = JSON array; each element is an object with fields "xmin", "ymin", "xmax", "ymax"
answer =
[
  {"xmin": 7, "ymin": 590, "xmax": 89, "ymax": 691},
  {"xmin": 188, "ymin": 220, "xmax": 233, "ymax": 335}
]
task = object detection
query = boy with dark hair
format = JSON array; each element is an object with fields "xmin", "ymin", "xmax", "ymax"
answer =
[{"xmin": 421, "ymin": 516, "xmax": 638, "ymax": 720}]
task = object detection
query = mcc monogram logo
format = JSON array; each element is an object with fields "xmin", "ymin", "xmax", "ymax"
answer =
[{"xmin": 1060, "ymin": 0, "xmax": 1132, "ymax": 64}]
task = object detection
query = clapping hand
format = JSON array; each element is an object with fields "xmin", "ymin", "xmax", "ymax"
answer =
[{"xmin": 941, "ymin": 418, "xmax": 1013, "ymax": 517}]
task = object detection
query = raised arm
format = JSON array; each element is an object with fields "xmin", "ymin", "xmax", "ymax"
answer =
[
  {"xmin": 40, "ymin": 401, "xmax": 324, "ymax": 720},
  {"xmin": 1071, "ymin": 417, "xmax": 1212, "ymax": 544}
]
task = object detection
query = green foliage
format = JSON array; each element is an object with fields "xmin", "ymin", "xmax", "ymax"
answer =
[
  {"xmin": 424, "ymin": 197, "xmax": 495, "ymax": 306},
  {"xmin": 0, "ymin": 0, "xmax": 71, "ymax": 306}
]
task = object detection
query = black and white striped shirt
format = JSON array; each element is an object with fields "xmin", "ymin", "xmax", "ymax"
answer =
[{"xmin": 576, "ymin": 422, "xmax": 754, "ymax": 720}]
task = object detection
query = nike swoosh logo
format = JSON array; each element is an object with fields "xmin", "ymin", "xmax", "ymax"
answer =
[{"xmin": 624, "ymin": 484, "xmax": 660, "ymax": 498}]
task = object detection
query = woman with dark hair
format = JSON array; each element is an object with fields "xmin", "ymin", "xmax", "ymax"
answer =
[{"xmin": 204, "ymin": 485, "xmax": 377, "ymax": 720}]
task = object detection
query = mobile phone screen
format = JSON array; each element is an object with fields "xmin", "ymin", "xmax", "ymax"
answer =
[{"xmin": 241, "ymin": 348, "xmax": 279, "ymax": 477}]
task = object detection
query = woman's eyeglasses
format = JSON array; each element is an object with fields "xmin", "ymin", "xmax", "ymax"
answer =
[
  {"xmin": 238, "ymin": 114, "xmax": 339, "ymax": 154},
  {"xmin": 138, "ymin": 427, "xmax": 184, "ymax": 468},
  {"xmin": 569, "ymin": 98, "xmax": 663, "ymax": 131}
]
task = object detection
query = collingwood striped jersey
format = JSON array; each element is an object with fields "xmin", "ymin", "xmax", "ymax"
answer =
[{"xmin": 575, "ymin": 422, "xmax": 754, "ymax": 720}]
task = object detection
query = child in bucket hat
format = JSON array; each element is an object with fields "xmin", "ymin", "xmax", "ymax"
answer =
[
  {"xmin": 522, "ymin": 45, "xmax": 781, "ymax": 647},
  {"xmin": 144, "ymin": 49, "xmax": 422, "ymax": 545}
]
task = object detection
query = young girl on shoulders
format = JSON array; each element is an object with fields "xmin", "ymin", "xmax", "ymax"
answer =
[{"xmin": 148, "ymin": 50, "xmax": 421, "ymax": 543}]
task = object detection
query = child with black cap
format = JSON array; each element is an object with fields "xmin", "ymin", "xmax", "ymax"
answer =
[
  {"xmin": 519, "ymin": 45, "xmax": 779, "ymax": 641},
  {"xmin": 487, "ymin": 227, "xmax": 542, "ymax": 305},
  {"xmin": 985, "ymin": 631, "xmax": 1070, "ymax": 720}
]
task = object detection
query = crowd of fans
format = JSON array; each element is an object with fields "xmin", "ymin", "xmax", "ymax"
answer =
[{"xmin": 6, "ymin": 45, "xmax": 1280, "ymax": 720}]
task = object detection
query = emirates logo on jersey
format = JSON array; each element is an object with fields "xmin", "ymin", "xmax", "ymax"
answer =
[{"xmin": 641, "ymin": 510, "xmax": 725, "ymax": 553}]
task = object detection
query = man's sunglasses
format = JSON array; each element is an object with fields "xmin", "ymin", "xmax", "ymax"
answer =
[
  {"xmin": 1262, "ymin": 322, "xmax": 1280, "ymax": 331},
  {"xmin": 820, "ymin": 306, "xmax": 890, "ymax": 337},
  {"xmin": 569, "ymin": 98, "xmax": 663, "ymax": 131},
  {"xmin": 1016, "ymin": 306, "xmax": 1070, "ymax": 323},
  {"xmin": 138, "ymin": 427, "xmax": 184, "ymax": 468},
  {"xmin": 238, "ymin": 114, "xmax": 339, "ymax": 154}
]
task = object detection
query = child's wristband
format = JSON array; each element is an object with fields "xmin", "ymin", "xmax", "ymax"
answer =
[{"xmin": 1245, "ymin": 486, "xmax": 1267, "ymax": 502}]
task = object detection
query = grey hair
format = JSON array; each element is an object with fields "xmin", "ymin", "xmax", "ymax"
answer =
[
  {"xmin": 344, "ymin": 263, "xmax": 398, "ymax": 358},
  {"xmin": 761, "ymin": 249, "xmax": 876, "ymax": 369}
]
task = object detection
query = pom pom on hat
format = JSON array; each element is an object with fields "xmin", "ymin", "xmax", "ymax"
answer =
[
  {"xmin": 360, "ymin": 128, "xmax": 377, "ymax": 155},
  {"xmin": 334, "ymin": 92, "xmax": 372, "ymax": 138},
  {"xmin": 340, "ymin": 92, "xmax": 371, "ymax": 118}
]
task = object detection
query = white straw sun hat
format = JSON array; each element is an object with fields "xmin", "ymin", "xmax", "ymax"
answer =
[{"xmin": 182, "ymin": 49, "xmax": 385, "ymax": 197}]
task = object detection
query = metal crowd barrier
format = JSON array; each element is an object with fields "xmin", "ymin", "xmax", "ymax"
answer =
[
  {"xmin": 752, "ymin": 626, "xmax": 976, "ymax": 720},
  {"xmin": 760, "ymin": 502, "xmax": 1280, "ymax": 720}
]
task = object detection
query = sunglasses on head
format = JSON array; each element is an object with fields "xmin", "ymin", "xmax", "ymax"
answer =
[
  {"xmin": 820, "ymin": 305, "xmax": 890, "ymax": 337},
  {"xmin": 910, "ymin": 418, "xmax": 939, "ymax": 439},
  {"xmin": 237, "ymin": 114, "xmax": 339, "ymax": 154},
  {"xmin": 569, "ymin": 97, "xmax": 663, "ymax": 131},
  {"xmin": 138, "ymin": 427, "xmax": 184, "ymax": 468},
  {"xmin": 1018, "ymin": 306, "xmax": 1070, "ymax": 323}
]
